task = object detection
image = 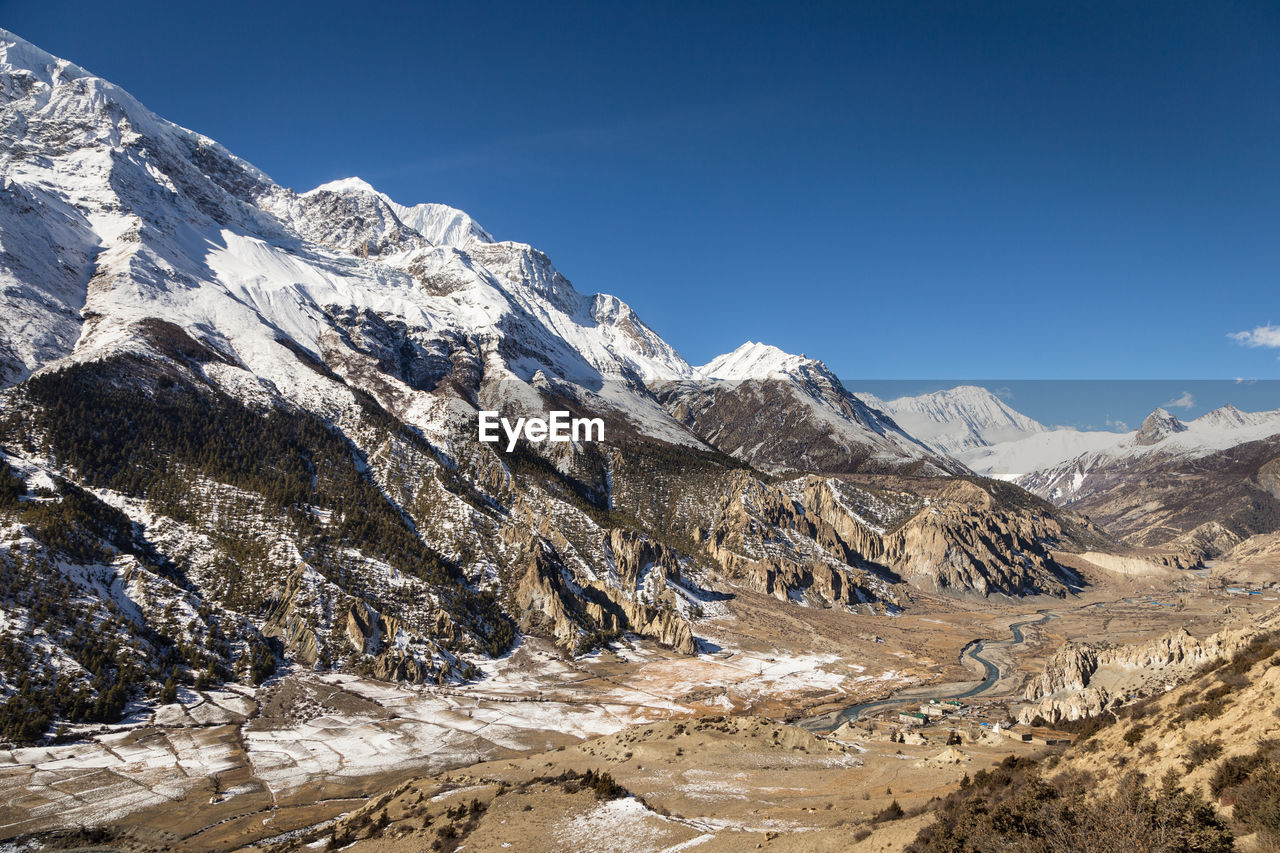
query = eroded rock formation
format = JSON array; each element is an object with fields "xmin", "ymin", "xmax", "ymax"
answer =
[{"xmin": 1018, "ymin": 612, "xmax": 1278, "ymax": 724}]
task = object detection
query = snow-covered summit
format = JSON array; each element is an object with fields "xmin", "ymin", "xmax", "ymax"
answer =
[
  {"xmin": 1191, "ymin": 404, "xmax": 1275, "ymax": 430},
  {"xmin": 857, "ymin": 385, "xmax": 1047, "ymax": 459},
  {"xmin": 0, "ymin": 26, "xmax": 696, "ymax": 435},
  {"xmin": 386, "ymin": 200, "xmax": 494, "ymax": 249},
  {"xmin": 700, "ymin": 341, "xmax": 817, "ymax": 380},
  {"xmin": 678, "ymin": 342, "xmax": 959, "ymax": 474},
  {"xmin": 306, "ymin": 177, "xmax": 494, "ymax": 249},
  {"xmin": 853, "ymin": 385, "xmax": 1280, "ymax": 499},
  {"xmin": 306, "ymin": 177, "xmax": 381, "ymax": 196},
  {"xmin": 968, "ymin": 402, "xmax": 1280, "ymax": 482},
  {"xmin": 979, "ymin": 403, "xmax": 1280, "ymax": 502},
  {"xmin": 1134, "ymin": 407, "xmax": 1188, "ymax": 446}
]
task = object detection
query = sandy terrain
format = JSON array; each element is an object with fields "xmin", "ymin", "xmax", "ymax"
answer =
[{"xmin": 252, "ymin": 714, "xmax": 1052, "ymax": 853}]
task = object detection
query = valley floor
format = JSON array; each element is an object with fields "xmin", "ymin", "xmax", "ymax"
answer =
[{"xmin": 1, "ymin": 559, "xmax": 1274, "ymax": 852}]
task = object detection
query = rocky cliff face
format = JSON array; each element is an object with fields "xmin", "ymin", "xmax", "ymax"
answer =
[
  {"xmin": 695, "ymin": 474, "xmax": 900, "ymax": 609},
  {"xmin": 695, "ymin": 473, "xmax": 1091, "ymax": 601},
  {"xmin": 508, "ymin": 534, "xmax": 696, "ymax": 655},
  {"xmin": 1155, "ymin": 522, "xmax": 1244, "ymax": 569},
  {"xmin": 884, "ymin": 503, "xmax": 1078, "ymax": 596},
  {"xmin": 1018, "ymin": 613, "xmax": 1278, "ymax": 724},
  {"xmin": 805, "ymin": 477, "xmax": 1093, "ymax": 597},
  {"xmin": 1134, "ymin": 408, "xmax": 1188, "ymax": 446}
]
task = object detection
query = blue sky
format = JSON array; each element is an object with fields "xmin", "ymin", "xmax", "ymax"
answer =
[{"xmin": 6, "ymin": 0, "xmax": 1278, "ymax": 378}]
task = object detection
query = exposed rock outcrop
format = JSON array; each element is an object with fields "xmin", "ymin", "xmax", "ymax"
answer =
[
  {"xmin": 262, "ymin": 566, "xmax": 445, "ymax": 682},
  {"xmin": 803, "ymin": 477, "xmax": 1083, "ymax": 597},
  {"xmin": 1223, "ymin": 530, "xmax": 1280, "ymax": 568},
  {"xmin": 697, "ymin": 475, "xmax": 898, "ymax": 609},
  {"xmin": 510, "ymin": 539, "xmax": 696, "ymax": 655},
  {"xmin": 1134, "ymin": 408, "xmax": 1187, "ymax": 446},
  {"xmin": 1151, "ymin": 521, "xmax": 1243, "ymax": 569},
  {"xmin": 698, "ymin": 473, "xmax": 1087, "ymax": 602},
  {"xmin": 1018, "ymin": 612, "xmax": 1279, "ymax": 724},
  {"xmin": 262, "ymin": 568, "xmax": 328, "ymax": 668},
  {"xmin": 606, "ymin": 528, "xmax": 683, "ymax": 591},
  {"xmin": 884, "ymin": 504, "xmax": 1076, "ymax": 596}
]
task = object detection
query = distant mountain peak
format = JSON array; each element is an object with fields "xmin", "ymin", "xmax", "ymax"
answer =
[
  {"xmin": 1135, "ymin": 408, "xmax": 1188, "ymax": 446},
  {"xmin": 672, "ymin": 342, "xmax": 961, "ymax": 475},
  {"xmin": 303, "ymin": 177, "xmax": 494, "ymax": 249},
  {"xmin": 857, "ymin": 384, "xmax": 1047, "ymax": 459},
  {"xmin": 1195, "ymin": 404, "xmax": 1249, "ymax": 428},
  {"xmin": 305, "ymin": 177, "xmax": 381, "ymax": 196},
  {"xmin": 699, "ymin": 341, "xmax": 819, "ymax": 380}
]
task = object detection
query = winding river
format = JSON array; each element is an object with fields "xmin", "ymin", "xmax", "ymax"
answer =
[{"xmin": 801, "ymin": 611, "xmax": 1059, "ymax": 731}]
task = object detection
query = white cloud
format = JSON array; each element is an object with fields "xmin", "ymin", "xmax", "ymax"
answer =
[
  {"xmin": 1164, "ymin": 391, "xmax": 1195, "ymax": 409},
  {"xmin": 1229, "ymin": 324, "xmax": 1280, "ymax": 349},
  {"xmin": 1105, "ymin": 417, "xmax": 1129, "ymax": 430}
]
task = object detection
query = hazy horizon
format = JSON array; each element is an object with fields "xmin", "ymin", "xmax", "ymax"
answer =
[{"xmin": 844, "ymin": 379, "xmax": 1280, "ymax": 432}]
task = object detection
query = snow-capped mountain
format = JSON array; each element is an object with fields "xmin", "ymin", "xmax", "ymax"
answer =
[
  {"xmin": 0, "ymin": 29, "xmax": 1108, "ymax": 750},
  {"xmin": 658, "ymin": 342, "xmax": 962, "ymax": 475},
  {"xmin": 322, "ymin": 177, "xmax": 497, "ymax": 249},
  {"xmin": 1134, "ymin": 407, "xmax": 1188, "ymax": 445},
  {"xmin": 854, "ymin": 385, "xmax": 1047, "ymax": 461},
  {"xmin": 1194, "ymin": 403, "xmax": 1280, "ymax": 430},
  {"xmin": 832, "ymin": 380, "xmax": 1280, "ymax": 555},
  {"xmin": 1010, "ymin": 404, "xmax": 1280, "ymax": 504},
  {"xmin": 857, "ymin": 383, "xmax": 1280, "ymax": 493},
  {"xmin": 0, "ymin": 27, "xmax": 697, "ymax": 448},
  {"xmin": 962, "ymin": 427, "xmax": 1120, "ymax": 481},
  {"xmin": 845, "ymin": 387, "xmax": 1280, "ymax": 554},
  {"xmin": 700, "ymin": 340, "xmax": 816, "ymax": 380},
  {"xmin": 0, "ymin": 24, "xmax": 974, "ymax": 477},
  {"xmin": 886, "ymin": 393, "xmax": 1280, "ymax": 552}
]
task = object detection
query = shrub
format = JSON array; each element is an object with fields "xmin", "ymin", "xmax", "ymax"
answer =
[
  {"xmin": 1231, "ymin": 761, "xmax": 1280, "ymax": 846},
  {"xmin": 583, "ymin": 769, "xmax": 627, "ymax": 801},
  {"xmin": 1050, "ymin": 713, "xmax": 1113, "ymax": 742},
  {"xmin": 873, "ymin": 800, "xmax": 904, "ymax": 823},
  {"xmin": 1211, "ymin": 752, "xmax": 1266, "ymax": 799},
  {"xmin": 1123, "ymin": 724, "xmax": 1150, "ymax": 747},
  {"xmin": 1184, "ymin": 738, "xmax": 1225, "ymax": 771},
  {"xmin": 1222, "ymin": 633, "xmax": 1280, "ymax": 678},
  {"xmin": 1215, "ymin": 671, "xmax": 1250, "ymax": 691},
  {"xmin": 906, "ymin": 766, "xmax": 1233, "ymax": 853}
]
